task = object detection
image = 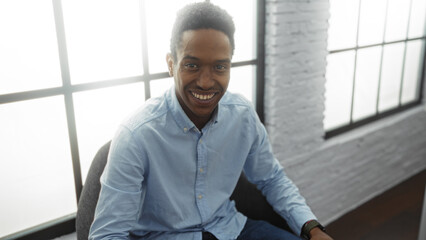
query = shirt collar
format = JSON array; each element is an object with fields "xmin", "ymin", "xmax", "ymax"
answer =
[
  {"xmin": 166, "ymin": 87, "xmax": 195, "ymax": 132},
  {"xmin": 166, "ymin": 86, "xmax": 221, "ymax": 132}
]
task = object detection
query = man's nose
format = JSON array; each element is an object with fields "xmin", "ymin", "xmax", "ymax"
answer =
[{"xmin": 197, "ymin": 67, "xmax": 214, "ymax": 89}]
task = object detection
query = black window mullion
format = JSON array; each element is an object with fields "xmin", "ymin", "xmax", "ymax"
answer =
[
  {"xmin": 375, "ymin": 0, "xmax": 390, "ymax": 114},
  {"xmin": 0, "ymin": 87, "xmax": 64, "ymax": 104},
  {"xmin": 231, "ymin": 59, "xmax": 258, "ymax": 67},
  {"xmin": 256, "ymin": 0, "xmax": 265, "ymax": 123},
  {"xmin": 329, "ymin": 37, "xmax": 425, "ymax": 54},
  {"xmin": 139, "ymin": 0, "xmax": 151, "ymax": 100},
  {"xmin": 52, "ymin": 0, "xmax": 83, "ymax": 203},
  {"xmin": 398, "ymin": 0, "xmax": 414, "ymax": 106},
  {"xmin": 349, "ymin": 0, "xmax": 363, "ymax": 124},
  {"xmin": 419, "ymin": 42, "xmax": 426, "ymax": 101}
]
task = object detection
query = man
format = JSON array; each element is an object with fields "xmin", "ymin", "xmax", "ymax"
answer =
[{"xmin": 89, "ymin": 2, "xmax": 333, "ymax": 240}]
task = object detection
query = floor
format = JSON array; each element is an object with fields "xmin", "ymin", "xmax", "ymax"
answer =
[
  {"xmin": 326, "ymin": 169, "xmax": 426, "ymax": 240},
  {"xmin": 51, "ymin": 170, "xmax": 426, "ymax": 240}
]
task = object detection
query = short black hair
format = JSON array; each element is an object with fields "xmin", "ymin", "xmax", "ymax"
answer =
[{"xmin": 170, "ymin": 2, "xmax": 235, "ymax": 60}]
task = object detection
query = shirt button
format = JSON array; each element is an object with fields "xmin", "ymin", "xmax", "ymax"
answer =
[
  {"xmin": 183, "ymin": 127, "xmax": 188, "ymax": 132},
  {"xmin": 199, "ymin": 139, "xmax": 203, "ymax": 144},
  {"xmin": 199, "ymin": 168, "xmax": 204, "ymax": 173},
  {"xmin": 198, "ymin": 194, "xmax": 203, "ymax": 200}
]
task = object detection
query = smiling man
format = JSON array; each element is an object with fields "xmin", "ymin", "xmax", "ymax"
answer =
[
  {"xmin": 167, "ymin": 28, "xmax": 231, "ymax": 130},
  {"xmin": 89, "ymin": 2, "xmax": 332, "ymax": 240}
]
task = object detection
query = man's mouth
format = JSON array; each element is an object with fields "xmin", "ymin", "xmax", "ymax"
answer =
[{"xmin": 191, "ymin": 92, "xmax": 216, "ymax": 101}]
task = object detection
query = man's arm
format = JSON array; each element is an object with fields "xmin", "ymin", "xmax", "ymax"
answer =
[
  {"xmin": 243, "ymin": 108, "xmax": 328, "ymax": 238},
  {"xmin": 89, "ymin": 126, "xmax": 146, "ymax": 240}
]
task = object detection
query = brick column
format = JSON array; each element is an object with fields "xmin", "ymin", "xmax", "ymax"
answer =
[{"xmin": 264, "ymin": 0, "xmax": 330, "ymax": 160}]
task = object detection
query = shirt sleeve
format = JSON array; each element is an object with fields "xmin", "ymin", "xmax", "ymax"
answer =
[
  {"xmin": 89, "ymin": 126, "xmax": 146, "ymax": 240},
  {"xmin": 242, "ymin": 110, "xmax": 317, "ymax": 236}
]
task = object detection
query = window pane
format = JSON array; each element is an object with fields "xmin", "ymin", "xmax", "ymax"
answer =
[
  {"xmin": 0, "ymin": 0, "xmax": 62, "ymax": 94},
  {"xmin": 228, "ymin": 65, "xmax": 255, "ymax": 103},
  {"xmin": 408, "ymin": 0, "xmax": 426, "ymax": 38},
  {"xmin": 73, "ymin": 83, "xmax": 145, "ymax": 182},
  {"xmin": 328, "ymin": 0, "xmax": 360, "ymax": 51},
  {"xmin": 324, "ymin": 51, "xmax": 356, "ymax": 130},
  {"xmin": 379, "ymin": 42, "xmax": 405, "ymax": 112},
  {"xmin": 357, "ymin": 0, "xmax": 387, "ymax": 46},
  {"xmin": 0, "ymin": 96, "xmax": 75, "ymax": 237},
  {"xmin": 145, "ymin": 0, "xmax": 202, "ymax": 74},
  {"xmin": 62, "ymin": 0, "xmax": 143, "ymax": 84},
  {"xmin": 385, "ymin": 0, "xmax": 410, "ymax": 42},
  {"xmin": 211, "ymin": 0, "xmax": 257, "ymax": 62},
  {"xmin": 352, "ymin": 47, "xmax": 382, "ymax": 121},
  {"xmin": 150, "ymin": 78, "xmax": 174, "ymax": 99},
  {"xmin": 401, "ymin": 40, "xmax": 424, "ymax": 104}
]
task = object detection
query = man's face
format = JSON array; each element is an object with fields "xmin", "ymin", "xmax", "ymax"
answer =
[{"xmin": 167, "ymin": 29, "xmax": 232, "ymax": 123}]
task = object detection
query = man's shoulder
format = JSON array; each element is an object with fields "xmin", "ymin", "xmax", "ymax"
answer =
[
  {"xmin": 121, "ymin": 95, "xmax": 168, "ymax": 132},
  {"xmin": 220, "ymin": 92, "xmax": 257, "ymax": 117},
  {"xmin": 220, "ymin": 91, "xmax": 253, "ymax": 108}
]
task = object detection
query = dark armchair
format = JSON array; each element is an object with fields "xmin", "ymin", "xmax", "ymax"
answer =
[{"xmin": 76, "ymin": 141, "xmax": 292, "ymax": 240}]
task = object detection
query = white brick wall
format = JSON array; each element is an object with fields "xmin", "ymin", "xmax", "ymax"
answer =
[{"xmin": 264, "ymin": 0, "xmax": 426, "ymax": 224}]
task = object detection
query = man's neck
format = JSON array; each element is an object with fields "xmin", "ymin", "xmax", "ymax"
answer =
[
  {"xmin": 175, "ymin": 94, "xmax": 217, "ymax": 130},
  {"xmin": 186, "ymin": 111, "xmax": 211, "ymax": 130}
]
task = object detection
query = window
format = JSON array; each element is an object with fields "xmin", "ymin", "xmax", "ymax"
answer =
[
  {"xmin": 325, "ymin": 0, "xmax": 426, "ymax": 138},
  {"xmin": 0, "ymin": 0, "xmax": 264, "ymax": 238}
]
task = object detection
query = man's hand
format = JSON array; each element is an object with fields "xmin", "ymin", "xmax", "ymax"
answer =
[{"xmin": 309, "ymin": 227, "xmax": 333, "ymax": 240}]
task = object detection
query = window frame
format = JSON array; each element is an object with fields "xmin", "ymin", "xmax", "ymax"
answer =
[
  {"xmin": 0, "ymin": 0, "xmax": 266, "ymax": 239},
  {"xmin": 325, "ymin": 0, "xmax": 426, "ymax": 139}
]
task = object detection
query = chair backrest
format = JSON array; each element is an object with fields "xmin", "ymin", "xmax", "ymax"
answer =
[
  {"xmin": 76, "ymin": 141, "xmax": 111, "ymax": 240},
  {"xmin": 418, "ymin": 184, "xmax": 426, "ymax": 240},
  {"xmin": 76, "ymin": 141, "xmax": 291, "ymax": 240}
]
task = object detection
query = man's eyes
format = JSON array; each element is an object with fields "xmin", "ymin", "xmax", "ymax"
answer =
[
  {"xmin": 184, "ymin": 63, "xmax": 199, "ymax": 70},
  {"xmin": 214, "ymin": 64, "xmax": 228, "ymax": 71},
  {"xmin": 183, "ymin": 63, "xmax": 229, "ymax": 72}
]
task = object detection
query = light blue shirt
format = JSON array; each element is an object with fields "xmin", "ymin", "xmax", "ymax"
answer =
[{"xmin": 89, "ymin": 87, "xmax": 316, "ymax": 240}]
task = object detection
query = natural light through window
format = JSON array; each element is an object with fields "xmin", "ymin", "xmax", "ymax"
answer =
[
  {"xmin": 0, "ymin": 96, "xmax": 76, "ymax": 237},
  {"xmin": 62, "ymin": 0, "xmax": 144, "ymax": 84},
  {"xmin": 325, "ymin": 0, "xmax": 426, "ymax": 135},
  {"xmin": 0, "ymin": 0, "xmax": 62, "ymax": 94},
  {"xmin": 0, "ymin": 0, "xmax": 259, "ymax": 237}
]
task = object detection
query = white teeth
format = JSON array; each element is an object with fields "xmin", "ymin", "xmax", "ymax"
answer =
[{"xmin": 192, "ymin": 92, "xmax": 215, "ymax": 100}]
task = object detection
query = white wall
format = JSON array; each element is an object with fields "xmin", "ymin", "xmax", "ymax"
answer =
[{"xmin": 264, "ymin": 0, "xmax": 426, "ymax": 224}]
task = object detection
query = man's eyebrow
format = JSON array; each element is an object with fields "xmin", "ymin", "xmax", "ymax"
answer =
[
  {"xmin": 181, "ymin": 55, "xmax": 231, "ymax": 63},
  {"xmin": 182, "ymin": 55, "xmax": 199, "ymax": 61}
]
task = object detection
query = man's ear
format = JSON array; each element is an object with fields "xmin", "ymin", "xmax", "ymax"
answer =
[{"xmin": 166, "ymin": 53, "xmax": 174, "ymax": 77}]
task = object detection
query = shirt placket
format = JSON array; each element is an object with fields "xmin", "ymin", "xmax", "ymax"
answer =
[{"xmin": 194, "ymin": 130, "xmax": 208, "ymax": 224}]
